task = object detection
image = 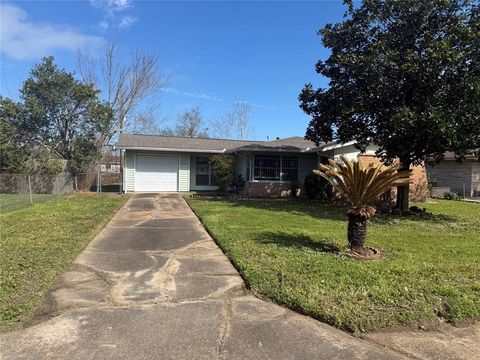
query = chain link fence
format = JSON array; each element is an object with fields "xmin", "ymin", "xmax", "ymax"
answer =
[
  {"xmin": 0, "ymin": 174, "xmax": 74, "ymax": 213},
  {"xmin": 74, "ymin": 172, "xmax": 122, "ymax": 193},
  {"xmin": 0, "ymin": 172, "xmax": 123, "ymax": 213}
]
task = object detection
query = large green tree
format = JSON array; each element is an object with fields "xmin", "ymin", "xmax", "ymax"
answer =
[
  {"xmin": 300, "ymin": 0, "xmax": 480, "ymax": 212},
  {"xmin": 0, "ymin": 99, "xmax": 30, "ymax": 173},
  {"xmin": 5, "ymin": 57, "xmax": 113, "ymax": 173}
]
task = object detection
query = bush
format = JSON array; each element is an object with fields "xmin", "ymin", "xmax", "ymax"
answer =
[
  {"xmin": 211, "ymin": 154, "xmax": 236, "ymax": 195},
  {"xmin": 443, "ymin": 191, "xmax": 460, "ymax": 200},
  {"xmin": 232, "ymin": 174, "xmax": 246, "ymax": 194},
  {"xmin": 304, "ymin": 171, "xmax": 330, "ymax": 200},
  {"xmin": 290, "ymin": 181, "xmax": 300, "ymax": 198}
]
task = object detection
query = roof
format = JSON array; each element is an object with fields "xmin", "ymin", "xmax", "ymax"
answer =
[
  {"xmin": 117, "ymin": 134, "xmax": 317, "ymax": 153},
  {"xmin": 441, "ymin": 151, "xmax": 479, "ymax": 161}
]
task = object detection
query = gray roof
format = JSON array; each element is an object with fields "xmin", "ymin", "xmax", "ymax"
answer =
[
  {"xmin": 230, "ymin": 137, "xmax": 316, "ymax": 152},
  {"xmin": 117, "ymin": 134, "xmax": 317, "ymax": 153}
]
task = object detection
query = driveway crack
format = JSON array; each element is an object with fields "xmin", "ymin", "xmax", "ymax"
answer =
[{"xmin": 217, "ymin": 296, "xmax": 232, "ymax": 360}]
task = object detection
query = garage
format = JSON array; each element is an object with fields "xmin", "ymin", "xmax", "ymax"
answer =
[{"xmin": 134, "ymin": 155, "xmax": 179, "ymax": 192}]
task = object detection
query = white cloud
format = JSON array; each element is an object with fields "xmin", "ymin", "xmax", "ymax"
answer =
[
  {"xmin": 99, "ymin": 20, "xmax": 110, "ymax": 30},
  {"xmin": 90, "ymin": 0, "xmax": 137, "ymax": 31},
  {"xmin": 0, "ymin": 3, "xmax": 103, "ymax": 60},
  {"xmin": 119, "ymin": 16, "xmax": 137, "ymax": 29},
  {"xmin": 89, "ymin": 0, "xmax": 132, "ymax": 13},
  {"xmin": 162, "ymin": 88, "xmax": 224, "ymax": 102}
]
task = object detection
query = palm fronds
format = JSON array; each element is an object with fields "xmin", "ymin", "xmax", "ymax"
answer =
[{"xmin": 314, "ymin": 156, "xmax": 410, "ymax": 218}]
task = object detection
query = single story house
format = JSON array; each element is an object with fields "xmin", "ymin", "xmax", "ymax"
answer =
[
  {"xmin": 116, "ymin": 134, "xmax": 428, "ymax": 199},
  {"xmin": 426, "ymin": 152, "xmax": 480, "ymax": 198}
]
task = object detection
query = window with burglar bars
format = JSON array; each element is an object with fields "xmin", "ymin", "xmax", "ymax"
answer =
[{"xmin": 253, "ymin": 155, "xmax": 298, "ymax": 181}]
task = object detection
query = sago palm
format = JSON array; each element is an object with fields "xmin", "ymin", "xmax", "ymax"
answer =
[{"xmin": 314, "ymin": 156, "xmax": 410, "ymax": 255}]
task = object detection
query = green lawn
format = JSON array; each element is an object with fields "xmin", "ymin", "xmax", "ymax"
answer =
[
  {"xmin": 0, "ymin": 193, "xmax": 58, "ymax": 213},
  {"xmin": 187, "ymin": 198, "xmax": 480, "ymax": 333},
  {"xmin": 0, "ymin": 194, "xmax": 128, "ymax": 332}
]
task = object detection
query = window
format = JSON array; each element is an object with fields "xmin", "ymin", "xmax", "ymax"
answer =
[
  {"xmin": 253, "ymin": 155, "xmax": 298, "ymax": 181},
  {"xmin": 195, "ymin": 156, "xmax": 216, "ymax": 186},
  {"xmin": 254, "ymin": 155, "xmax": 280, "ymax": 180},
  {"xmin": 281, "ymin": 156, "xmax": 299, "ymax": 181}
]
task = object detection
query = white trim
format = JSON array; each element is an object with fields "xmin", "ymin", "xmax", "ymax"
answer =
[
  {"xmin": 117, "ymin": 146, "xmax": 226, "ymax": 153},
  {"xmin": 318, "ymin": 140, "xmax": 357, "ymax": 152},
  {"xmin": 122, "ymin": 149, "xmax": 126, "ymax": 193},
  {"xmin": 192, "ymin": 155, "xmax": 217, "ymax": 187}
]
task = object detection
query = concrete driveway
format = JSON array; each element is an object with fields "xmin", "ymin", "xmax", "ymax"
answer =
[{"xmin": 1, "ymin": 194, "xmax": 407, "ymax": 359}]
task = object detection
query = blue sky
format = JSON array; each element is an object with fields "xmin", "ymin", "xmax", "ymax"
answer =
[{"xmin": 0, "ymin": 1, "xmax": 347, "ymax": 140}]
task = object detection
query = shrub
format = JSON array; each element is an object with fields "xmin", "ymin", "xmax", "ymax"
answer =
[
  {"xmin": 211, "ymin": 154, "xmax": 236, "ymax": 195},
  {"xmin": 232, "ymin": 174, "xmax": 246, "ymax": 194},
  {"xmin": 290, "ymin": 181, "xmax": 300, "ymax": 198},
  {"xmin": 304, "ymin": 171, "xmax": 330, "ymax": 200},
  {"xmin": 443, "ymin": 191, "xmax": 460, "ymax": 200}
]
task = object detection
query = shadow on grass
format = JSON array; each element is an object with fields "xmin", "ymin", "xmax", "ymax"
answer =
[
  {"xmin": 373, "ymin": 211, "xmax": 457, "ymax": 225},
  {"xmin": 202, "ymin": 197, "xmax": 460, "ymax": 224},
  {"xmin": 224, "ymin": 198, "xmax": 347, "ymax": 221},
  {"xmin": 255, "ymin": 231, "xmax": 341, "ymax": 253}
]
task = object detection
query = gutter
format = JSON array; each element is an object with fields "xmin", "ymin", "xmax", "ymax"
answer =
[
  {"xmin": 316, "ymin": 140, "xmax": 356, "ymax": 152},
  {"xmin": 116, "ymin": 146, "xmax": 227, "ymax": 154}
]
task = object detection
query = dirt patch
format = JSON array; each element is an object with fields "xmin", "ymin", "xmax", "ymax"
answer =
[{"xmin": 347, "ymin": 247, "xmax": 381, "ymax": 260}]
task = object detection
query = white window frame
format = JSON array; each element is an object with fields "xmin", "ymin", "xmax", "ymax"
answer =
[{"xmin": 194, "ymin": 156, "xmax": 216, "ymax": 186}]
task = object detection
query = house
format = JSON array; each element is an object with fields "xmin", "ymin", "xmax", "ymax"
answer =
[
  {"xmin": 425, "ymin": 152, "xmax": 480, "ymax": 198},
  {"xmin": 116, "ymin": 134, "xmax": 428, "ymax": 199}
]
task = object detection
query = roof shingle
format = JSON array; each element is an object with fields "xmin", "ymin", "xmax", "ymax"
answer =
[{"xmin": 117, "ymin": 134, "xmax": 316, "ymax": 153}]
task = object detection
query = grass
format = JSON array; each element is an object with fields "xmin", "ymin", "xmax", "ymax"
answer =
[
  {"xmin": 0, "ymin": 193, "xmax": 58, "ymax": 213},
  {"xmin": 0, "ymin": 194, "xmax": 128, "ymax": 332},
  {"xmin": 187, "ymin": 198, "xmax": 480, "ymax": 333}
]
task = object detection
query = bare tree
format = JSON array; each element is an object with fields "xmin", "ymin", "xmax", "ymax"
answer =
[
  {"xmin": 77, "ymin": 42, "xmax": 168, "ymax": 144},
  {"xmin": 175, "ymin": 107, "xmax": 209, "ymax": 138},
  {"xmin": 211, "ymin": 115, "xmax": 234, "ymax": 139},
  {"xmin": 211, "ymin": 101, "xmax": 253, "ymax": 140},
  {"xmin": 232, "ymin": 101, "xmax": 252, "ymax": 140},
  {"xmin": 128, "ymin": 106, "xmax": 170, "ymax": 135}
]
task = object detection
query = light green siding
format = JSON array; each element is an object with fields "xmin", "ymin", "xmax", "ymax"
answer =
[
  {"xmin": 298, "ymin": 154, "xmax": 318, "ymax": 182},
  {"xmin": 235, "ymin": 153, "xmax": 250, "ymax": 181},
  {"xmin": 125, "ymin": 150, "xmax": 135, "ymax": 192},
  {"xmin": 123, "ymin": 150, "xmax": 191, "ymax": 192},
  {"xmin": 179, "ymin": 154, "xmax": 190, "ymax": 191},
  {"xmin": 123, "ymin": 150, "xmax": 320, "ymax": 192}
]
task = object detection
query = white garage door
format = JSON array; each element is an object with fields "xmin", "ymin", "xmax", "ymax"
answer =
[{"xmin": 135, "ymin": 155, "xmax": 179, "ymax": 192}]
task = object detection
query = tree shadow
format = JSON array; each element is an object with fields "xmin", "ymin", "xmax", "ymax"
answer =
[
  {"xmin": 255, "ymin": 231, "xmax": 342, "ymax": 254},
  {"xmin": 223, "ymin": 198, "xmax": 347, "ymax": 221},
  {"xmin": 373, "ymin": 211, "xmax": 457, "ymax": 225},
  {"xmin": 193, "ymin": 197, "xmax": 458, "ymax": 225}
]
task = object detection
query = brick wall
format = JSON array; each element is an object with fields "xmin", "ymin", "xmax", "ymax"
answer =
[
  {"xmin": 357, "ymin": 155, "xmax": 428, "ymax": 202},
  {"xmin": 245, "ymin": 182, "xmax": 301, "ymax": 197}
]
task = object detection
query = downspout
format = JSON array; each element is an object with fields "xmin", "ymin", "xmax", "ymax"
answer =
[{"xmin": 122, "ymin": 149, "xmax": 126, "ymax": 193}]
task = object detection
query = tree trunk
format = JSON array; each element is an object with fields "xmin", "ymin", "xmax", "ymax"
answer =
[
  {"xmin": 396, "ymin": 162, "xmax": 411, "ymax": 214},
  {"xmin": 347, "ymin": 214, "xmax": 369, "ymax": 252}
]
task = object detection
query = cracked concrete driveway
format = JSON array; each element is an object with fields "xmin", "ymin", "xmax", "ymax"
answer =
[{"xmin": 1, "ymin": 194, "xmax": 406, "ymax": 359}]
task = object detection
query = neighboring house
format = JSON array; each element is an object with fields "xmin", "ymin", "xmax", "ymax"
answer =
[
  {"xmin": 100, "ymin": 148, "xmax": 121, "ymax": 173},
  {"xmin": 426, "ymin": 152, "xmax": 480, "ymax": 198},
  {"xmin": 116, "ymin": 134, "xmax": 428, "ymax": 199}
]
